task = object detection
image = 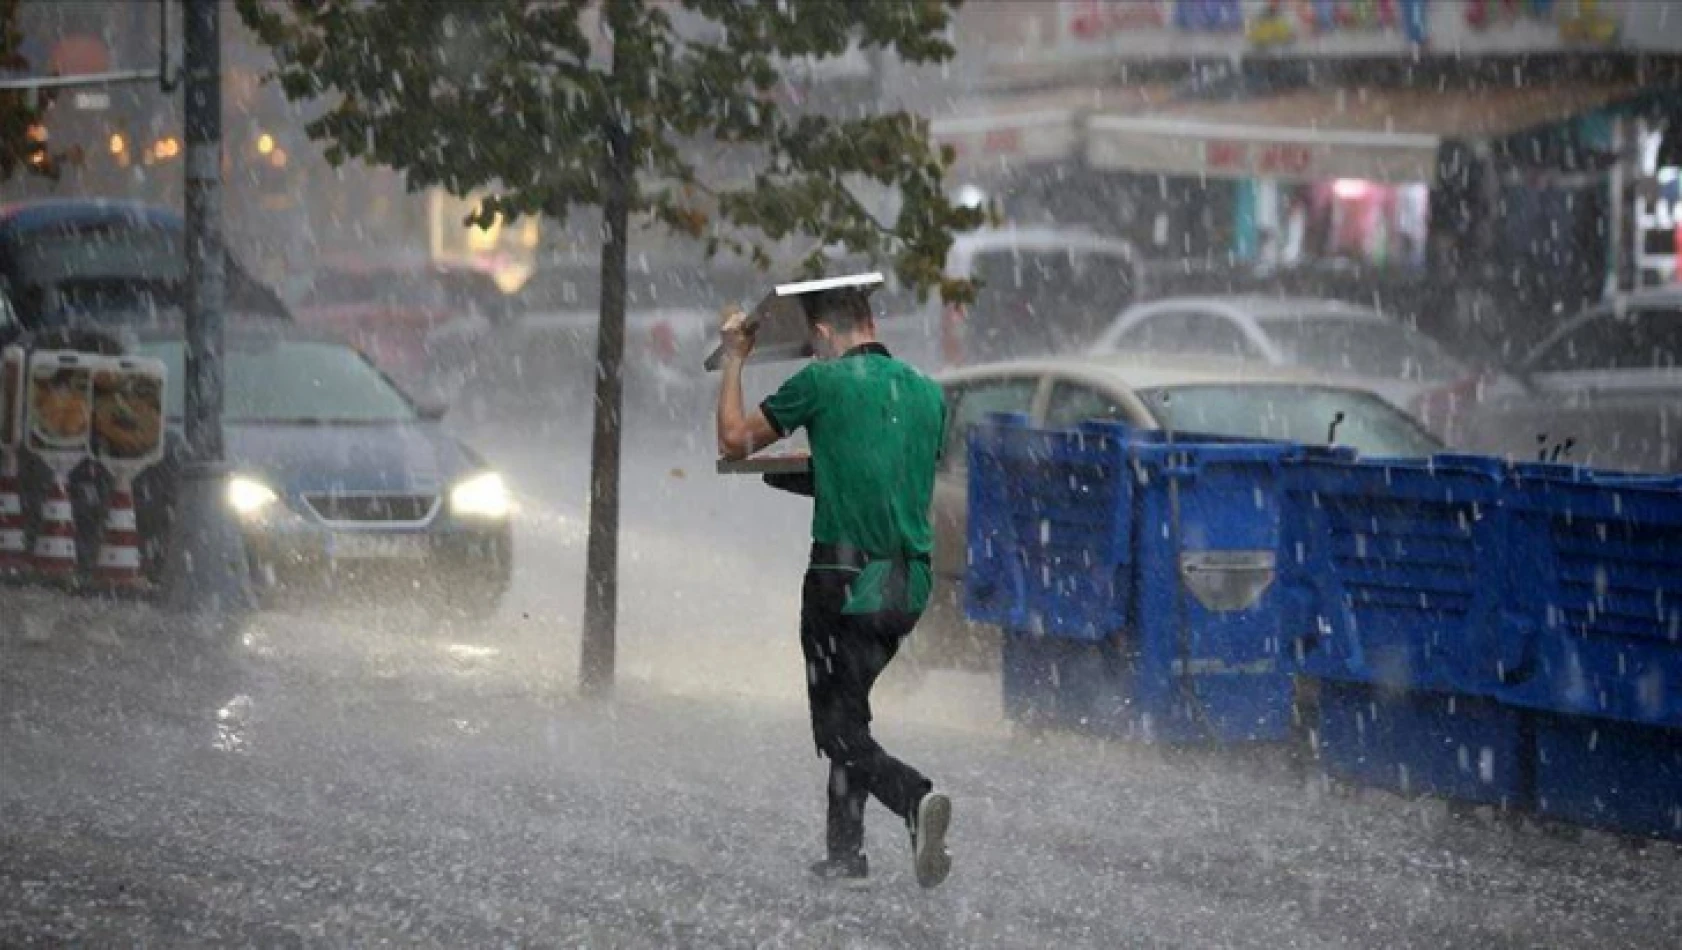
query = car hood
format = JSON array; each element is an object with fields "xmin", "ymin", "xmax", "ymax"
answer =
[{"xmin": 225, "ymin": 421, "xmax": 483, "ymax": 496}]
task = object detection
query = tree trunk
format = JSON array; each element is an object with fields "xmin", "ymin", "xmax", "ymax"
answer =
[{"xmin": 579, "ymin": 117, "xmax": 631, "ymax": 698}]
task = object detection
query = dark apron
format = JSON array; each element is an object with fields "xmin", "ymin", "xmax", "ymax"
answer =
[{"xmin": 809, "ymin": 542, "xmax": 929, "ymax": 614}]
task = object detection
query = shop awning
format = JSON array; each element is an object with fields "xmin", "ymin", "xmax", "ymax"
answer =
[
  {"xmin": 1084, "ymin": 83, "xmax": 1642, "ymax": 183},
  {"xmin": 929, "ymin": 85, "xmax": 1176, "ymax": 176}
]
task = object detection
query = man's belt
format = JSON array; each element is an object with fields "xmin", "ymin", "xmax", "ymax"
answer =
[
  {"xmin": 809, "ymin": 543, "xmax": 929, "ymax": 613},
  {"xmin": 809, "ymin": 542, "xmax": 930, "ymax": 571}
]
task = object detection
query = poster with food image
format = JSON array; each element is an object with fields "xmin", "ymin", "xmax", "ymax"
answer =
[
  {"xmin": 0, "ymin": 347, "xmax": 22, "ymax": 451},
  {"xmin": 91, "ymin": 357, "xmax": 167, "ymax": 466},
  {"xmin": 26, "ymin": 351, "xmax": 93, "ymax": 458}
]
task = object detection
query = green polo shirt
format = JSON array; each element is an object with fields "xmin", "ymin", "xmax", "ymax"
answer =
[{"xmin": 761, "ymin": 343, "xmax": 946, "ymax": 615}]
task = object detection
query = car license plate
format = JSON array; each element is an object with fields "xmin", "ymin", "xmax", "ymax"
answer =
[{"xmin": 329, "ymin": 533, "xmax": 429, "ymax": 560}]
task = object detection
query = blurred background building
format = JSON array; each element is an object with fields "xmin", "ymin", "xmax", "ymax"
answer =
[{"xmin": 4, "ymin": 0, "xmax": 1681, "ymax": 352}]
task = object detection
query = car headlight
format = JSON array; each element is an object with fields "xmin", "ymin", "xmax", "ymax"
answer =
[
  {"xmin": 227, "ymin": 476, "xmax": 280, "ymax": 518},
  {"xmin": 450, "ymin": 472, "xmax": 510, "ymax": 519}
]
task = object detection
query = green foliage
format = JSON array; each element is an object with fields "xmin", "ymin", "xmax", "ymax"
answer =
[
  {"xmin": 0, "ymin": 0, "xmax": 55, "ymax": 181},
  {"xmin": 236, "ymin": 0, "xmax": 982, "ymax": 301}
]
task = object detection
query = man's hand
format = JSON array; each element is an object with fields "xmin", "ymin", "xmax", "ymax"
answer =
[
  {"xmin": 716, "ymin": 303, "xmax": 781, "ymax": 460},
  {"xmin": 720, "ymin": 304, "xmax": 757, "ymax": 362}
]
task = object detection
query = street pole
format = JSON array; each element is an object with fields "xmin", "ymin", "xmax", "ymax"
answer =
[
  {"xmin": 182, "ymin": 0, "xmax": 222, "ymax": 461},
  {"xmin": 161, "ymin": 0, "xmax": 253, "ymax": 624}
]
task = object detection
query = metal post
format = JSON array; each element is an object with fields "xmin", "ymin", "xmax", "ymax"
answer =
[
  {"xmin": 182, "ymin": 0, "xmax": 222, "ymax": 461},
  {"xmin": 161, "ymin": 0, "xmax": 252, "ymax": 624},
  {"xmin": 1606, "ymin": 117, "xmax": 1628, "ymax": 298}
]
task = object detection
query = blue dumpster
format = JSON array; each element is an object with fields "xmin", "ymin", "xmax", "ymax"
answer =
[
  {"xmin": 1532, "ymin": 713, "xmax": 1682, "ymax": 841},
  {"xmin": 1127, "ymin": 436, "xmax": 1304, "ymax": 743},
  {"xmin": 965, "ymin": 416, "xmax": 1132, "ymax": 641},
  {"xmin": 969, "ymin": 417, "xmax": 1306, "ymax": 744},
  {"xmin": 1501, "ymin": 464, "xmax": 1682, "ymax": 839},
  {"xmin": 1282, "ymin": 454, "xmax": 1534, "ymax": 809},
  {"xmin": 1282, "ymin": 454, "xmax": 1512, "ymax": 695},
  {"xmin": 1502, "ymin": 464, "xmax": 1682, "ymax": 728},
  {"xmin": 1314, "ymin": 679, "xmax": 1530, "ymax": 808}
]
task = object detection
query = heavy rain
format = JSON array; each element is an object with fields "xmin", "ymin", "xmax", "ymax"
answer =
[{"xmin": 2, "ymin": 1, "xmax": 1681, "ymax": 946}]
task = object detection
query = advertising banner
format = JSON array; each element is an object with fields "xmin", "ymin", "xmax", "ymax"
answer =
[
  {"xmin": 26, "ymin": 350, "xmax": 93, "ymax": 465},
  {"xmin": 91, "ymin": 357, "xmax": 168, "ymax": 470}
]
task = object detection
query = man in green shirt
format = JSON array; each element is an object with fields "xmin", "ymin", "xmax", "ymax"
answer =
[{"xmin": 716, "ymin": 286, "xmax": 952, "ymax": 889}]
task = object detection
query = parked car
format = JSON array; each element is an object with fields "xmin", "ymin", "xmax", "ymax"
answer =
[
  {"xmin": 912, "ymin": 355, "xmax": 1443, "ymax": 673},
  {"xmin": 910, "ymin": 227, "xmax": 1142, "ymax": 372},
  {"xmin": 0, "ymin": 199, "xmax": 290, "ymax": 333},
  {"xmin": 131, "ymin": 328, "xmax": 513, "ymax": 614},
  {"xmin": 1458, "ymin": 289, "xmax": 1682, "ymax": 473},
  {"xmin": 293, "ymin": 260, "xmax": 512, "ymax": 399},
  {"xmin": 1090, "ymin": 296, "xmax": 1477, "ymax": 434}
]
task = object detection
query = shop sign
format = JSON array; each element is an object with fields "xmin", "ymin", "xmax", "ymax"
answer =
[
  {"xmin": 1205, "ymin": 140, "xmax": 1315, "ymax": 176},
  {"xmin": 1461, "ymin": 0, "xmax": 1620, "ymax": 45},
  {"xmin": 1034, "ymin": 0, "xmax": 1629, "ymax": 67},
  {"xmin": 983, "ymin": 128, "xmax": 1024, "ymax": 155},
  {"xmin": 1055, "ymin": 0, "xmax": 1240, "ymax": 49},
  {"xmin": 1063, "ymin": 0, "xmax": 1170, "ymax": 39},
  {"xmin": 932, "ymin": 111, "xmax": 1079, "ymax": 171},
  {"xmin": 1174, "ymin": 0, "xmax": 1247, "ymax": 32},
  {"xmin": 1247, "ymin": 0, "xmax": 1430, "ymax": 47}
]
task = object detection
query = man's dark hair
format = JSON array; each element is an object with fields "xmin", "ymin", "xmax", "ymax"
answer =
[{"xmin": 801, "ymin": 288, "xmax": 873, "ymax": 334}]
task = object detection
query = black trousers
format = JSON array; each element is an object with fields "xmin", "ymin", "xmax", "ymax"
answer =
[{"xmin": 800, "ymin": 567, "xmax": 932, "ymax": 860}]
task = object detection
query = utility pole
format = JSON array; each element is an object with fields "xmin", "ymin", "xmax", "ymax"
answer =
[{"xmin": 161, "ymin": 0, "xmax": 252, "ymax": 623}]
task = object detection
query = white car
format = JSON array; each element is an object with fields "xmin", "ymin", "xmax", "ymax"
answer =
[
  {"xmin": 1460, "ymin": 289, "xmax": 1682, "ymax": 473},
  {"xmin": 1090, "ymin": 296, "xmax": 1472, "ymax": 427}
]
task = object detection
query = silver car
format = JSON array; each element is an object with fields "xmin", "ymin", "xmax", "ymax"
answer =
[
  {"xmin": 1090, "ymin": 296, "xmax": 1471, "ymax": 430},
  {"xmin": 1460, "ymin": 289, "xmax": 1682, "ymax": 473},
  {"xmin": 909, "ymin": 355, "xmax": 1443, "ymax": 674}
]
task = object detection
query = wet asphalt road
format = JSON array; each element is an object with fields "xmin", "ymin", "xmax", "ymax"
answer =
[{"xmin": 2, "ymin": 411, "xmax": 1679, "ymax": 948}]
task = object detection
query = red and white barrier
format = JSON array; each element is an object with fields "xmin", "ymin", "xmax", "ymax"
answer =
[
  {"xmin": 31, "ymin": 477, "xmax": 78, "ymax": 580},
  {"xmin": 94, "ymin": 484, "xmax": 143, "ymax": 588},
  {"xmin": 95, "ymin": 483, "xmax": 144, "ymax": 590},
  {"xmin": 1, "ymin": 349, "xmax": 25, "ymax": 577},
  {"xmin": 0, "ymin": 456, "xmax": 26, "ymax": 574}
]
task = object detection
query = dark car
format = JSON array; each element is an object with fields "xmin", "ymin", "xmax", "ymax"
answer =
[
  {"xmin": 127, "ymin": 329, "xmax": 513, "ymax": 613},
  {"xmin": 293, "ymin": 260, "xmax": 513, "ymax": 397},
  {"xmin": 0, "ymin": 199, "xmax": 290, "ymax": 337}
]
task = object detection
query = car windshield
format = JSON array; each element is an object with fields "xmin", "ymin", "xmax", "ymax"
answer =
[
  {"xmin": 1138, "ymin": 383, "xmax": 1442, "ymax": 458},
  {"xmin": 6, "ymin": 227, "xmax": 185, "ymax": 287},
  {"xmin": 1524, "ymin": 305, "xmax": 1682, "ymax": 372},
  {"xmin": 138, "ymin": 340, "xmax": 417, "ymax": 424},
  {"xmin": 1257, "ymin": 314, "xmax": 1466, "ymax": 381}
]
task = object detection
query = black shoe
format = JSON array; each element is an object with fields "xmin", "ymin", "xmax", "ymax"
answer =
[
  {"xmin": 809, "ymin": 853, "xmax": 869, "ymax": 883},
  {"xmin": 910, "ymin": 791, "xmax": 952, "ymax": 889}
]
